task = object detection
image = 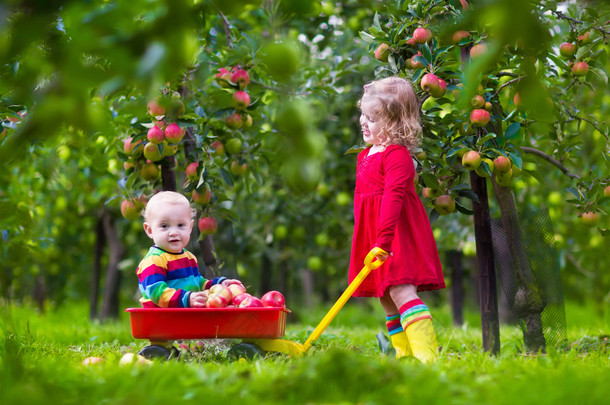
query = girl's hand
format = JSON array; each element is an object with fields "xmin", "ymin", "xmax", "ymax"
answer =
[{"xmin": 189, "ymin": 291, "xmax": 209, "ymax": 308}]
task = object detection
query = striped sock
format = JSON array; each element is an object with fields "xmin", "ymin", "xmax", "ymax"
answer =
[
  {"xmin": 399, "ymin": 298, "xmax": 432, "ymax": 329},
  {"xmin": 385, "ymin": 314, "xmax": 403, "ymax": 336}
]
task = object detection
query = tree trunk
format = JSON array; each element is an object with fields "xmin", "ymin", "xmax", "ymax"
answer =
[
  {"xmin": 100, "ymin": 208, "xmax": 126, "ymax": 321},
  {"xmin": 182, "ymin": 128, "xmax": 219, "ymax": 277},
  {"xmin": 90, "ymin": 209, "xmax": 105, "ymax": 320},
  {"xmin": 470, "ymin": 171, "xmax": 501, "ymax": 355},
  {"xmin": 491, "ymin": 180, "xmax": 546, "ymax": 352},
  {"xmin": 446, "ymin": 250, "xmax": 464, "ymax": 326},
  {"xmin": 161, "ymin": 155, "xmax": 177, "ymax": 191}
]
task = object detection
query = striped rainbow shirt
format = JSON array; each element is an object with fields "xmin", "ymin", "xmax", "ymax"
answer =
[{"xmin": 137, "ymin": 246, "xmax": 207, "ymax": 308}]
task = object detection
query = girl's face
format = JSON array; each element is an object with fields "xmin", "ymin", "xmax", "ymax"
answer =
[
  {"xmin": 143, "ymin": 202, "xmax": 193, "ymax": 253},
  {"xmin": 359, "ymin": 96, "xmax": 383, "ymax": 146}
]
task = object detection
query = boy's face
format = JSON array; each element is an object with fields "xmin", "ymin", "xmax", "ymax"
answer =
[
  {"xmin": 143, "ymin": 202, "xmax": 193, "ymax": 253},
  {"xmin": 359, "ymin": 96, "xmax": 383, "ymax": 146}
]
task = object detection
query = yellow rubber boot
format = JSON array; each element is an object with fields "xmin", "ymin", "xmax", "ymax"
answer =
[
  {"xmin": 390, "ymin": 330, "xmax": 413, "ymax": 359},
  {"xmin": 404, "ymin": 318, "xmax": 439, "ymax": 363}
]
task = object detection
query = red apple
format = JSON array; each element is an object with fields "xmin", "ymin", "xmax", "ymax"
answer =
[
  {"xmin": 470, "ymin": 43, "xmax": 488, "ymax": 59},
  {"xmin": 120, "ymin": 199, "xmax": 140, "ymax": 221},
  {"xmin": 209, "ymin": 284, "xmax": 232, "ymax": 302},
  {"xmin": 238, "ymin": 296, "xmax": 264, "ymax": 308},
  {"xmin": 192, "ymin": 187, "xmax": 212, "ymax": 205},
  {"xmin": 374, "ymin": 43, "xmax": 390, "ymax": 62},
  {"xmin": 143, "ymin": 142, "xmax": 162, "ymax": 162},
  {"xmin": 147, "ymin": 98, "xmax": 166, "ymax": 117},
  {"xmin": 409, "ymin": 52, "xmax": 425, "ymax": 69},
  {"xmin": 232, "ymin": 91, "xmax": 251, "ymax": 110},
  {"xmin": 210, "ymin": 140, "xmax": 225, "ymax": 156},
  {"xmin": 124, "ymin": 137, "xmax": 143, "ymax": 157},
  {"xmin": 460, "ymin": 0, "xmax": 469, "ymax": 10},
  {"xmin": 581, "ymin": 211, "xmax": 599, "ymax": 227},
  {"xmin": 231, "ymin": 69, "xmax": 250, "ymax": 89},
  {"xmin": 261, "ymin": 291, "xmax": 285, "ymax": 308},
  {"xmin": 226, "ymin": 112, "xmax": 243, "ymax": 129},
  {"xmin": 462, "ymin": 150, "xmax": 482, "ymax": 171},
  {"xmin": 559, "ymin": 42, "xmax": 576, "ymax": 58},
  {"xmin": 186, "ymin": 162, "xmax": 199, "ymax": 181},
  {"xmin": 434, "ymin": 195, "xmax": 456, "ymax": 216},
  {"xmin": 471, "ymin": 95, "xmax": 485, "ymax": 108},
  {"xmin": 413, "ymin": 27, "xmax": 432, "ymax": 44},
  {"xmin": 198, "ymin": 217, "xmax": 218, "ymax": 235},
  {"xmin": 452, "ymin": 30, "xmax": 470, "ymax": 44},
  {"xmin": 140, "ymin": 162, "xmax": 159, "ymax": 180},
  {"xmin": 420, "ymin": 73, "xmax": 440, "ymax": 94},
  {"xmin": 604, "ymin": 185, "xmax": 610, "ymax": 197},
  {"xmin": 147, "ymin": 125, "xmax": 164, "ymax": 144},
  {"xmin": 214, "ymin": 67, "xmax": 232, "ymax": 87},
  {"xmin": 227, "ymin": 283, "xmax": 246, "ymax": 298},
  {"xmin": 164, "ymin": 123, "xmax": 185, "ymax": 144},
  {"xmin": 470, "ymin": 109, "xmax": 490, "ymax": 127},
  {"xmin": 206, "ymin": 293, "xmax": 228, "ymax": 308},
  {"xmin": 232, "ymin": 293, "xmax": 252, "ymax": 306},
  {"xmin": 493, "ymin": 156, "xmax": 512, "ymax": 173},
  {"xmin": 82, "ymin": 356, "xmax": 104, "ymax": 366},
  {"xmin": 571, "ymin": 61, "xmax": 589, "ymax": 76},
  {"xmin": 577, "ymin": 31, "xmax": 591, "ymax": 43}
]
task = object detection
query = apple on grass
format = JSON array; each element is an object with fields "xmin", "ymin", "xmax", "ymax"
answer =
[
  {"xmin": 261, "ymin": 291, "xmax": 286, "ymax": 308},
  {"xmin": 119, "ymin": 353, "xmax": 152, "ymax": 366},
  {"xmin": 82, "ymin": 356, "xmax": 104, "ymax": 366}
]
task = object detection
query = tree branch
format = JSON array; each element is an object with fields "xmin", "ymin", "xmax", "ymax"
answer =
[
  {"xmin": 492, "ymin": 76, "xmax": 525, "ymax": 98},
  {"xmin": 519, "ymin": 146, "xmax": 581, "ymax": 180}
]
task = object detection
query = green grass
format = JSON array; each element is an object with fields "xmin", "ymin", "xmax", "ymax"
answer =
[{"xmin": 1, "ymin": 300, "xmax": 608, "ymax": 405}]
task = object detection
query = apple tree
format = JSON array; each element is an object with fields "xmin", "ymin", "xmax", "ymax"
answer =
[{"xmin": 360, "ymin": 0, "xmax": 608, "ymax": 352}]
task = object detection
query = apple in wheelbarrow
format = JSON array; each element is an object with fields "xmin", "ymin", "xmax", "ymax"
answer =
[
  {"xmin": 232, "ymin": 292, "xmax": 252, "ymax": 306},
  {"xmin": 206, "ymin": 293, "xmax": 229, "ymax": 308},
  {"xmin": 261, "ymin": 291, "xmax": 285, "ymax": 308},
  {"xmin": 238, "ymin": 296, "xmax": 264, "ymax": 308},
  {"xmin": 209, "ymin": 284, "xmax": 232, "ymax": 302}
]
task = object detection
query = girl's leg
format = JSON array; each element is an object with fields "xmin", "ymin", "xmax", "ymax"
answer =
[
  {"xmin": 388, "ymin": 284, "xmax": 439, "ymax": 363},
  {"xmin": 380, "ymin": 290, "xmax": 412, "ymax": 358}
]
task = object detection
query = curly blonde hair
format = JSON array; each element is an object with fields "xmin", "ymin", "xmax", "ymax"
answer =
[{"xmin": 358, "ymin": 77, "xmax": 422, "ymax": 152}]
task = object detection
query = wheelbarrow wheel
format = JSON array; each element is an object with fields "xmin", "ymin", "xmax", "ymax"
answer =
[
  {"xmin": 227, "ymin": 343, "xmax": 265, "ymax": 361},
  {"xmin": 139, "ymin": 344, "xmax": 178, "ymax": 361}
]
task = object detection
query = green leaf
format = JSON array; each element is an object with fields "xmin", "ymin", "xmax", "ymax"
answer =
[
  {"xmin": 456, "ymin": 189, "xmax": 480, "ymax": 203},
  {"xmin": 590, "ymin": 67, "xmax": 608, "ymax": 85},
  {"xmin": 359, "ymin": 31, "xmax": 375, "ymax": 43},
  {"xmin": 455, "ymin": 201, "xmax": 474, "ymax": 215},
  {"xmin": 505, "ymin": 122, "xmax": 521, "ymax": 139},
  {"xmin": 344, "ymin": 145, "xmax": 365, "ymax": 155},
  {"xmin": 219, "ymin": 168, "xmax": 234, "ymax": 187},
  {"xmin": 422, "ymin": 43, "xmax": 432, "ymax": 63}
]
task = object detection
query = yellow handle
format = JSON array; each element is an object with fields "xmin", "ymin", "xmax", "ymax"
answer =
[{"xmin": 301, "ymin": 247, "xmax": 388, "ymax": 351}]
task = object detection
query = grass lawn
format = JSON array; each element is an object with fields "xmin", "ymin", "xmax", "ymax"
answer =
[{"xmin": 1, "ymin": 299, "xmax": 608, "ymax": 405}]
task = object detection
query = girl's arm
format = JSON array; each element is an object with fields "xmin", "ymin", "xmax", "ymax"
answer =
[{"xmin": 375, "ymin": 146, "xmax": 413, "ymax": 252}]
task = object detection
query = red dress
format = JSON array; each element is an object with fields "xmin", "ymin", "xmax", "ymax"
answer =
[{"xmin": 348, "ymin": 145, "xmax": 445, "ymax": 297}]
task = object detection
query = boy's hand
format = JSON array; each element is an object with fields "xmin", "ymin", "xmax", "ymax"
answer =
[
  {"xmin": 221, "ymin": 279, "xmax": 244, "ymax": 289},
  {"xmin": 189, "ymin": 291, "xmax": 209, "ymax": 308}
]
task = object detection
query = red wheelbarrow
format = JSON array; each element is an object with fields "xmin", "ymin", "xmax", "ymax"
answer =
[{"xmin": 126, "ymin": 248, "xmax": 387, "ymax": 360}]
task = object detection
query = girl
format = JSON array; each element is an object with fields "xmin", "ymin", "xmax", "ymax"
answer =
[{"xmin": 348, "ymin": 77, "xmax": 445, "ymax": 363}]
